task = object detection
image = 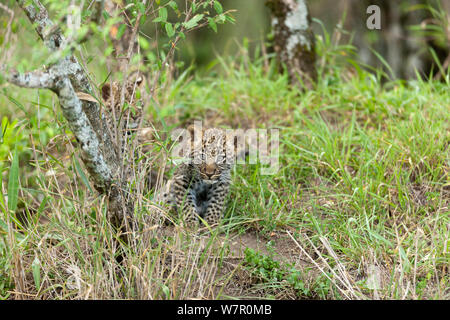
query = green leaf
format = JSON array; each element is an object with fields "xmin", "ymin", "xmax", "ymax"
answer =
[
  {"xmin": 36, "ymin": 196, "xmax": 48, "ymax": 216},
  {"xmin": 136, "ymin": 2, "xmax": 146, "ymax": 14},
  {"xmin": 7, "ymin": 145, "xmax": 19, "ymax": 214},
  {"xmin": 183, "ymin": 14, "xmax": 204, "ymax": 30},
  {"xmin": 117, "ymin": 24, "xmax": 127, "ymax": 39},
  {"xmin": 161, "ymin": 284, "xmax": 170, "ymax": 299},
  {"xmin": 159, "ymin": 7, "xmax": 168, "ymax": 22},
  {"xmin": 191, "ymin": 2, "xmax": 197, "ymax": 13},
  {"xmin": 102, "ymin": 10, "xmax": 111, "ymax": 20},
  {"xmin": 140, "ymin": 14, "xmax": 147, "ymax": 25},
  {"xmin": 0, "ymin": 117, "xmax": 8, "ymax": 144},
  {"xmin": 214, "ymin": 1, "xmax": 223, "ymax": 14},
  {"xmin": 5, "ymin": 94, "xmax": 26, "ymax": 114},
  {"xmin": 73, "ymin": 156, "xmax": 93, "ymax": 193},
  {"xmin": 0, "ymin": 218, "xmax": 7, "ymax": 234},
  {"xmin": 165, "ymin": 22, "xmax": 175, "ymax": 37},
  {"xmin": 225, "ymin": 14, "xmax": 236, "ymax": 24},
  {"xmin": 215, "ymin": 14, "xmax": 226, "ymax": 24},
  {"xmin": 139, "ymin": 36, "xmax": 150, "ymax": 50},
  {"xmin": 0, "ymin": 164, "xmax": 7, "ymax": 234},
  {"xmin": 32, "ymin": 256, "xmax": 41, "ymax": 290},
  {"xmin": 168, "ymin": 1, "xmax": 178, "ymax": 10},
  {"xmin": 208, "ymin": 18, "xmax": 217, "ymax": 33}
]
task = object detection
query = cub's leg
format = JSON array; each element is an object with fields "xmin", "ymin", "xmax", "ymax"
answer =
[
  {"xmin": 172, "ymin": 177, "xmax": 200, "ymax": 228},
  {"xmin": 203, "ymin": 182, "xmax": 230, "ymax": 227}
]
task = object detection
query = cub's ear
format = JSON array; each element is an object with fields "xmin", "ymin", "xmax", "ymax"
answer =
[
  {"xmin": 129, "ymin": 71, "xmax": 145, "ymax": 87},
  {"xmin": 135, "ymin": 74, "xmax": 144, "ymax": 87},
  {"xmin": 187, "ymin": 124, "xmax": 195, "ymax": 137},
  {"xmin": 225, "ymin": 130, "xmax": 239, "ymax": 148},
  {"xmin": 101, "ymin": 83, "xmax": 111, "ymax": 101}
]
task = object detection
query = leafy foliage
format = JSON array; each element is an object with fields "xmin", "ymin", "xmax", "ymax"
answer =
[{"xmin": 244, "ymin": 248, "xmax": 332, "ymax": 298}]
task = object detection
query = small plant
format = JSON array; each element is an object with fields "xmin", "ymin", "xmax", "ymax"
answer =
[
  {"xmin": 244, "ymin": 247, "xmax": 328, "ymax": 298},
  {"xmin": 244, "ymin": 247, "xmax": 284, "ymax": 282}
]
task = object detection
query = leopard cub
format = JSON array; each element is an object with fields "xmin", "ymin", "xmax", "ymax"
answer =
[{"xmin": 159, "ymin": 124, "xmax": 237, "ymax": 228}]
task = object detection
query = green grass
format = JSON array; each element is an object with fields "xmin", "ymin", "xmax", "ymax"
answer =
[{"xmin": 0, "ymin": 33, "xmax": 449, "ymax": 299}]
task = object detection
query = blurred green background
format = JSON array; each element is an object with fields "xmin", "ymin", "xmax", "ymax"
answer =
[{"xmin": 150, "ymin": 0, "xmax": 450, "ymax": 79}]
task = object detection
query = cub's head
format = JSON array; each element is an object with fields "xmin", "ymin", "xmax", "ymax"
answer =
[
  {"xmin": 100, "ymin": 72, "xmax": 146, "ymax": 136},
  {"xmin": 186, "ymin": 124, "xmax": 234, "ymax": 183},
  {"xmin": 101, "ymin": 72, "xmax": 145, "ymax": 107}
]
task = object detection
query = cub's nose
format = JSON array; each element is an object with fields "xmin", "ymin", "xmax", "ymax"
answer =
[{"xmin": 204, "ymin": 163, "xmax": 217, "ymax": 178}]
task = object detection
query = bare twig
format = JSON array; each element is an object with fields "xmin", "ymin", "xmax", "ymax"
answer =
[
  {"xmin": 120, "ymin": 0, "xmax": 148, "ymax": 109},
  {"xmin": 76, "ymin": 0, "xmax": 105, "ymax": 44},
  {"xmin": 150, "ymin": 2, "xmax": 194, "ymax": 93}
]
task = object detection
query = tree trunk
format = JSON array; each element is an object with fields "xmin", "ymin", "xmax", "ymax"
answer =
[{"xmin": 266, "ymin": 0, "xmax": 317, "ymax": 89}]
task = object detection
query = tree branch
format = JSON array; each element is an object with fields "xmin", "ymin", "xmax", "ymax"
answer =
[
  {"xmin": 14, "ymin": 0, "xmax": 120, "ymax": 174},
  {"xmin": 53, "ymin": 77, "xmax": 114, "ymax": 191},
  {"xmin": 6, "ymin": 0, "xmax": 133, "ymax": 232},
  {"xmin": 2, "ymin": 67, "xmax": 55, "ymax": 89},
  {"xmin": 15, "ymin": 1, "xmax": 93, "ymax": 91},
  {"xmin": 16, "ymin": 0, "xmax": 64, "ymax": 51},
  {"xmin": 1, "ymin": 63, "xmax": 115, "ymax": 192}
]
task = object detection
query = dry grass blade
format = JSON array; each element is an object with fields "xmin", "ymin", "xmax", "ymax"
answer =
[
  {"xmin": 286, "ymin": 231, "xmax": 363, "ymax": 300},
  {"xmin": 318, "ymin": 236, "xmax": 363, "ymax": 298}
]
